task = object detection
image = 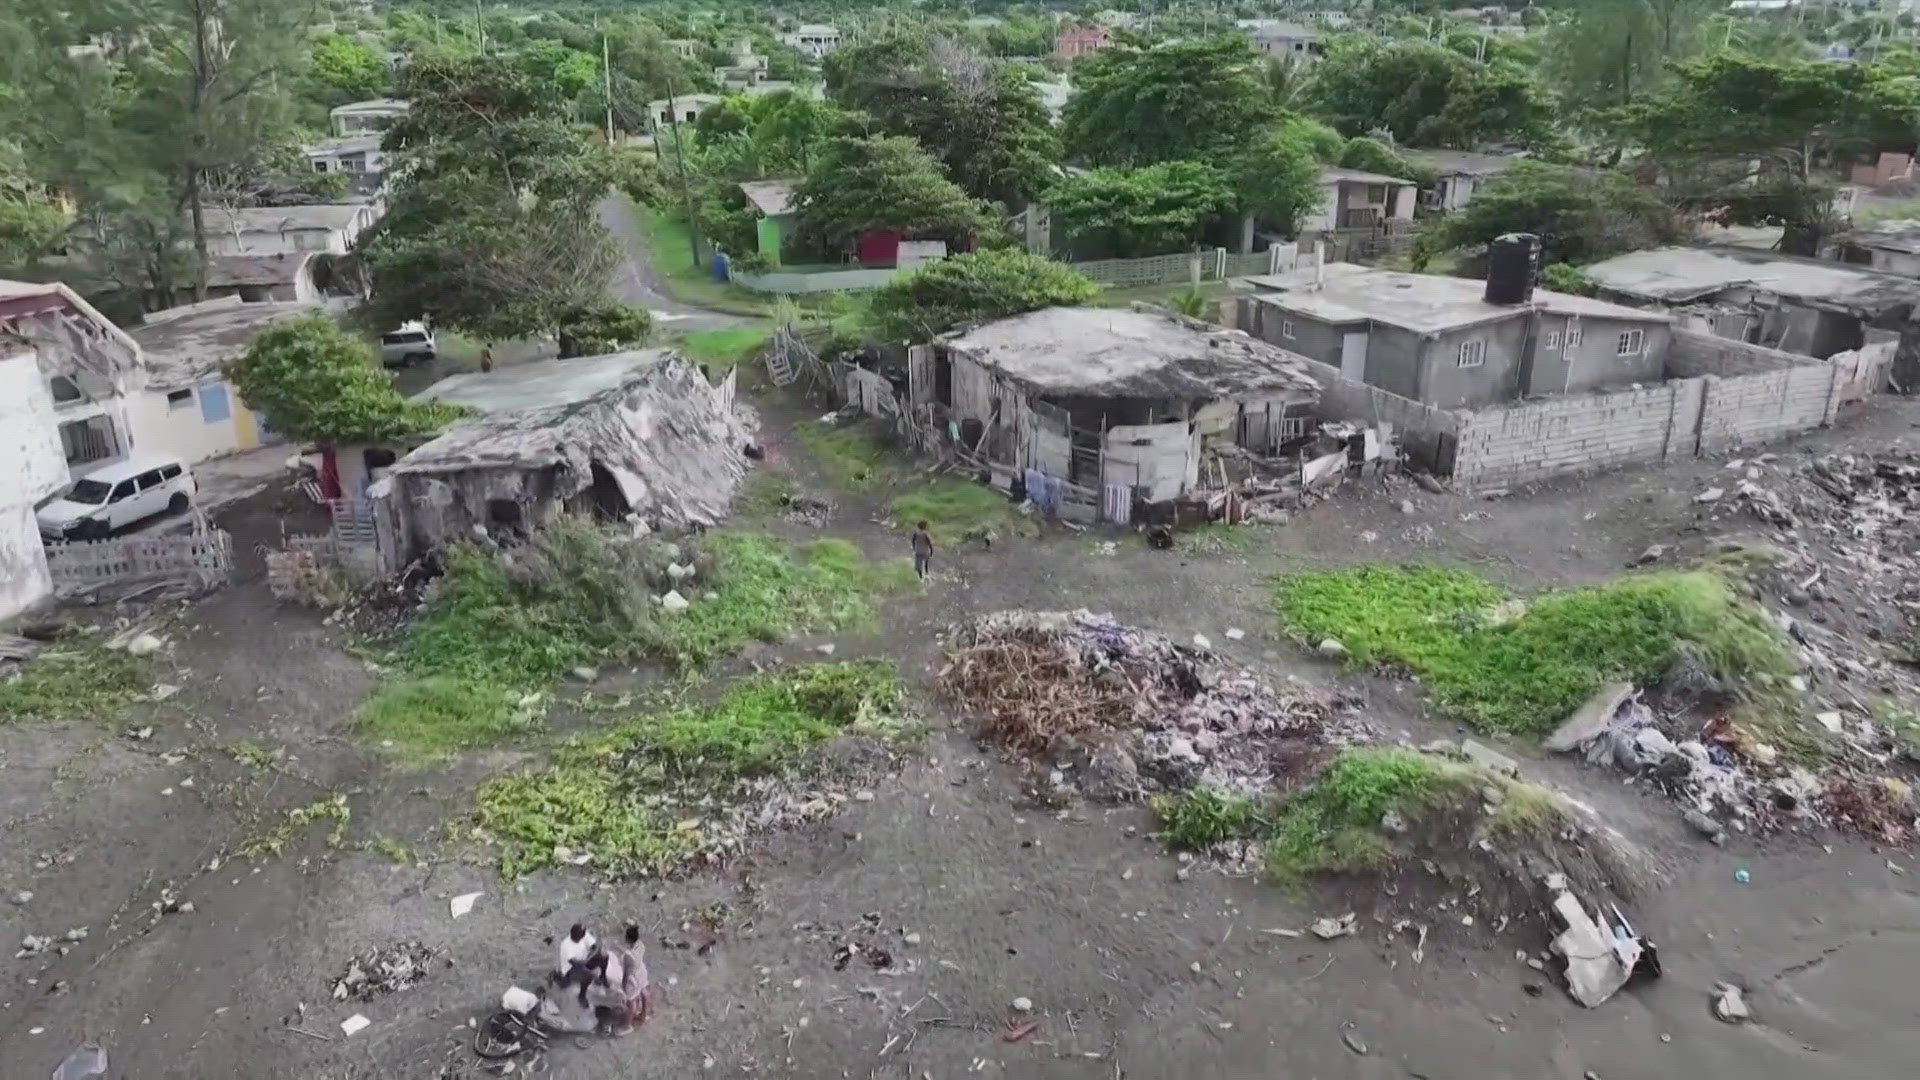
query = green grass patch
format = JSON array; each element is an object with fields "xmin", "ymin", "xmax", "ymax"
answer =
[
  {"xmin": 1274, "ymin": 567, "xmax": 1795, "ymax": 735},
  {"xmin": 650, "ymin": 533, "xmax": 913, "ymax": 669},
  {"xmin": 1153, "ymin": 787, "xmax": 1269, "ymax": 849},
  {"xmin": 1266, "ymin": 749, "xmax": 1458, "ymax": 879},
  {"xmin": 675, "ymin": 327, "xmax": 771, "ymax": 369},
  {"xmin": 888, "ymin": 478, "xmax": 1035, "ymax": 541},
  {"xmin": 638, "ymin": 208, "xmax": 775, "ymax": 315},
  {"xmin": 796, "ymin": 420, "xmax": 901, "ymax": 491},
  {"xmin": 474, "ymin": 661, "xmax": 901, "ymax": 878},
  {"xmin": 0, "ymin": 646, "xmax": 151, "ymax": 723},
  {"xmin": 357, "ymin": 677, "xmax": 545, "ymax": 757}
]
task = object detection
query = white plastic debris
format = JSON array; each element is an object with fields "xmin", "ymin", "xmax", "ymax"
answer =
[
  {"xmin": 340, "ymin": 1014, "xmax": 370, "ymax": 1036},
  {"xmin": 1713, "ymin": 984, "xmax": 1750, "ymax": 1023},
  {"xmin": 1309, "ymin": 913, "xmax": 1357, "ymax": 940},
  {"xmin": 501, "ymin": 986, "xmax": 540, "ymax": 1014},
  {"xmin": 1011, "ymin": 997, "xmax": 1034, "ymax": 1013},
  {"xmin": 660, "ymin": 590, "xmax": 690, "ymax": 613},
  {"xmin": 1191, "ymin": 634, "xmax": 1212, "ymax": 650},
  {"xmin": 125, "ymin": 633, "xmax": 165, "ymax": 657},
  {"xmin": 1224, "ymin": 628, "xmax": 1245, "ymax": 640},
  {"xmin": 449, "ymin": 892, "xmax": 481, "ymax": 919}
]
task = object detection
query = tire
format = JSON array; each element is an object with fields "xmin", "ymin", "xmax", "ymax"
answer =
[{"xmin": 168, "ymin": 492, "xmax": 189, "ymax": 513}]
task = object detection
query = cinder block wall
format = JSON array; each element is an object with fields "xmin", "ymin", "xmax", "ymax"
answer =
[
  {"xmin": 1292, "ymin": 355, "xmax": 1461, "ymax": 474},
  {"xmin": 1666, "ymin": 329, "xmax": 1802, "ymax": 378}
]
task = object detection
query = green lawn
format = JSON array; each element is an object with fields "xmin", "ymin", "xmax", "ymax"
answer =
[
  {"xmin": 674, "ymin": 326, "xmax": 772, "ymax": 369},
  {"xmin": 639, "ymin": 209, "xmax": 776, "ymax": 316}
]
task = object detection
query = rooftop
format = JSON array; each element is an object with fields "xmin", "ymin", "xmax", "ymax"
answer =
[
  {"xmin": 130, "ymin": 298, "xmax": 319, "ymax": 389},
  {"xmin": 943, "ymin": 307, "xmax": 1319, "ymax": 400},
  {"xmin": 1582, "ymin": 246, "xmax": 1920, "ymax": 312},
  {"xmin": 1244, "ymin": 264, "xmax": 1670, "ymax": 335},
  {"xmin": 645, "ymin": 93, "xmax": 724, "ymax": 109},
  {"xmin": 305, "ymin": 133, "xmax": 382, "ymax": 156},
  {"xmin": 1842, "ymin": 219, "xmax": 1920, "ymax": 254},
  {"xmin": 1400, "ymin": 148, "xmax": 1528, "ymax": 177},
  {"xmin": 1319, "ymin": 166, "xmax": 1416, "ymax": 187},
  {"xmin": 739, "ymin": 179, "xmax": 799, "ymax": 217},
  {"xmin": 206, "ymin": 252, "xmax": 315, "ymax": 288},
  {"xmin": 415, "ymin": 350, "xmax": 668, "ymax": 414},
  {"xmin": 200, "ymin": 204, "xmax": 370, "ymax": 234},
  {"xmin": 1241, "ymin": 19, "xmax": 1318, "ymax": 38},
  {"xmin": 330, "ymin": 98, "xmax": 409, "ymax": 115}
]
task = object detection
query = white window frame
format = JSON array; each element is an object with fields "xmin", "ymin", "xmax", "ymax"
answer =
[
  {"xmin": 1281, "ymin": 319, "xmax": 1296, "ymax": 339},
  {"xmin": 1566, "ymin": 325, "xmax": 1583, "ymax": 347},
  {"xmin": 1456, "ymin": 339, "xmax": 1487, "ymax": 368},
  {"xmin": 1616, "ymin": 329, "xmax": 1645, "ymax": 357},
  {"xmin": 1545, "ymin": 330, "xmax": 1561, "ymax": 350},
  {"xmin": 165, "ymin": 388, "xmax": 195, "ymax": 412}
]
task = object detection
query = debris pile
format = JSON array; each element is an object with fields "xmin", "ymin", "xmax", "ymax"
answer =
[
  {"xmin": 937, "ymin": 610, "xmax": 1372, "ymax": 795},
  {"xmin": 331, "ymin": 941, "xmax": 447, "ymax": 1001}
]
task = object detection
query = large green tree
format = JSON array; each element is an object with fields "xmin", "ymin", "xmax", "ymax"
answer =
[
  {"xmin": 790, "ymin": 135, "xmax": 996, "ymax": 254},
  {"xmin": 226, "ymin": 316, "xmax": 462, "ymax": 444},
  {"xmin": 308, "ymin": 32, "xmax": 389, "ymax": 108},
  {"xmin": 1306, "ymin": 36, "xmax": 1552, "ymax": 149},
  {"xmin": 1542, "ymin": 0, "xmax": 1715, "ymax": 115},
  {"xmin": 360, "ymin": 56, "xmax": 649, "ymax": 355},
  {"xmin": 865, "ymin": 249, "xmax": 1101, "ymax": 341},
  {"xmin": 1416, "ymin": 161, "xmax": 1681, "ymax": 268},
  {"xmin": 1609, "ymin": 53, "xmax": 1920, "ymax": 253},
  {"xmin": 823, "ymin": 34, "xmax": 1058, "ymax": 205},
  {"xmin": 1060, "ymin": 36, "xmax": 1275, "ymax": 167},
  {"xmin": 1046, "ymin": 161, "xmax": 1238, "ymax": 258}
]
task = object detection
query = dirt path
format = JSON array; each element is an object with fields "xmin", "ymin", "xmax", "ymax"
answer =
[
  {"xmin": 3, "ymin": 390, "xmax": 1919, "ymax": 1078},
  {"xmin": 597, "ymin": 194, "xmax": 751, "ymax": 333}
]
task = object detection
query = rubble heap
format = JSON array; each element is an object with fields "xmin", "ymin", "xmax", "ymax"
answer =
[
  {"xmin": 938, "ymin": 610, "xmax": 1373, "ymax": 797},
  {"xmin": 331, "ymin": 941, "xmax": 446, "ymax": 1001}
]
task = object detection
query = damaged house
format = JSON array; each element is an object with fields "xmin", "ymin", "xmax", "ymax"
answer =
[
  {"xmin": 362, "ymin": 350, "xmax": 748, "ymax": 567},
  {"xmin": 908, "ymin": 307, "xmax": 1320, "ymax": 522}
]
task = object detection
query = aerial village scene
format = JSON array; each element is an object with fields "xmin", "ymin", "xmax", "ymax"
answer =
[{"xmin": 6, "ymin": 1, "xmax": 1920, "ymax": 1077}]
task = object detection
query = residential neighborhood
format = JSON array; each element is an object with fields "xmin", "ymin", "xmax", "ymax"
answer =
[{"xmin": 5, "ymin": 3, "xmax": 1920, "ymax": 1079}]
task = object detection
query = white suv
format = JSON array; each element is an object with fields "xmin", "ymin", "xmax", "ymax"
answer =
[
  {"xmin": 380, "ymin": 323, "xmax": 437, "ymax": 367},
  {"xmin": 37, "ymin": 457, "xmax": 197, "ymax": 541}
]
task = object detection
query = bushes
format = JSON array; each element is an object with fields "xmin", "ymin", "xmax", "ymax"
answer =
[{"xmin": 865, "ymin": 249, "xmax": 1101, "ymax": 342}]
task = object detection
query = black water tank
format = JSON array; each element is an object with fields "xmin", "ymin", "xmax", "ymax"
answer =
[{"xmin": 1485, "ymin": 232, "xmax": 1541, "ymax": 305}]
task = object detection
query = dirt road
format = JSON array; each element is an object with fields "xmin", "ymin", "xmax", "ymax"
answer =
[
  {"xmin": 597, "ymin": 194, "xmax": 751, "ymax": 334},
  {"xmin": 3, "ymin": 390, "xmax": 1918, "ymax": 1078}
]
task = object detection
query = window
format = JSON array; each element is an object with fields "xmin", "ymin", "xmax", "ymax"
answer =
[
  {"xmin": 49, "ymin": 375, "xmax": 83, "ymax": 403},
  {"xmin": 1566, "ymin": 326, "xmax": 1583, "ymax": 347},
  {"xmin": 109, "ymin": 480, "xmax": 136, "ymax": 503},
  {"xmin": 1617, "ymin": 329, "xmax": 1645, "ymax": 357},
  {"xmin": 198, "ymin": 382, "xmax": 231, "ymax": 424},
  {"xmin": 136, "ymin": 469, "xmax": 165, "ymax": 491},
  {"xmin": 1366, "ymin": 184, "xmax": 1387, "ymax": 204},
  {"xmin": 1457, "ymin": 339, "xmax": 1487, "ymax": 368},
  {"xmin": 166, "ymin": 388, "xmax": 194, "ymax": 411},
  {"xmin": 159, "ymin": 464, "xmax": 182, "ymax": 481},
  {"xmin": 1545, "ymin": 331, "xmax": 1561, "ymax": 350},
  {"xmin": 313, "ymin": 160, "xmax": 329, "ymax": 173},
  {"xmin": 1281, "ymin": 319, "xmax": 1296, "ymax": 339}
]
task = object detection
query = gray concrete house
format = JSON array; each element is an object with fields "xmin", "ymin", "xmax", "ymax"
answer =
[
  {"xmin": 1401, "ymin": 149, "xmax": 1527, "ymax": 212},
  {"xmin": 1582, "ymin": 246, "xmax": 1920, "ymax": 363},
  {"xmin": 1827, "ymin": 220, "xmax": 1920, "ymax": 278},
  {"xmin": 1237, "ymin": 264, "xmax": 1673, "ymax": 409},
  {"xmin": 915, "ymin": 307, "xmax": 1320, "ymax": 516}
]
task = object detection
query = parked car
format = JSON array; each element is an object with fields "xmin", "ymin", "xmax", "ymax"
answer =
[
  {"xmin": 36, "ymin": 457, "xmax": 197, "ymax": 541},
  {"xmin": 380, "ymin": 323, "xmax": 437, "ymax": 367}
]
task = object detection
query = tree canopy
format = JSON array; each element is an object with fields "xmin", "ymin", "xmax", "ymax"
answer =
[
  {"xmin": 1306, "ymin": 36, "xmax": 1553, "ymax": 149},
  {"xmin": 226, "ymin": 316, "xmax": 462, "ymax": 444},
  {"xmin": 1417, "ymin": 161, "xmax": 1681, "ymax": 268},
  {"xmin": 790, "ymin": 135, "xmax": 996, "ymax": 253},
  {"xmin": 1061, "ymin": 36, "xmax": 1275, "ymax": 167},
  {"xmin": 864, "ymin": 249, "xmax": 1101, "ymax": 342},
  {"xmin": 1047, "ymin": 161, "xmax": 1238, "ymax": 259}
]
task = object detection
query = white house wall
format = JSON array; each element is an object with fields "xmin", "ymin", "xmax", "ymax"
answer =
[
  {"xmin": 1102, "ymin": 421, "xmax": 1195, "ymax": 503},
  {"xmin": 125, "ymin": 381, "xmax": 247, "ymax": 465},
  {"xmin": 0, "ymin": 349, "xmax": 69, "ymax": 619}
]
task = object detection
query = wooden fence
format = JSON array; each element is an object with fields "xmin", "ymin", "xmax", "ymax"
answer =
[{"xmin": 44, "ymin": 523, "xmax": 234, "ymax": 595}]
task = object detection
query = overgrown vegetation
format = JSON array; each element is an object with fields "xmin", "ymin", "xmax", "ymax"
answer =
[
  {"xmin": 675, "ymin": 327, "xmax": 771, "ymax": 369},
  {"xmin": 798, "ymin": 419, "xmax": 1033, "ymax": 539},
  {"xmin": 1266, "ymin": 750, "xmax": 1457, "ymax": 879},
  {"xmin": 1274, "ymin": 567, "xmax": 1795, "ymax": 735},
  {"xmin": 226, "ymin": 317, "xmax": 464, "ymax": 444},
  {"xmin": 1154, "ymin": 787, "xmax": 1268, "ymax": 849},
  {"xmin": 474, "ymin": 661, "xmax": 902, "ymax": 878},
  {"xmin": 359, "ymin": 518, "xmax": 907, "ymax": 754},
  {"xmin": 0, "ymin": 646, "xmax": 151, "ymax": 723}
]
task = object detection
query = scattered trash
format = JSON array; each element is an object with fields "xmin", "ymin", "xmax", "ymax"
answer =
[
  {"xmin": 340, "ymin": 1014, "xmax": 370, "ymax": 1037},
  {"xmin": 449, "ymin": 892, "xmax": 482, "ymax": 919},
  {"xmin": 1342, "ymin": 1030, "xmax": 1368, "ymax": 1055},
  {"xmin": 52, "ymin": 1043, "xmax": 108, "ymax": 1080},
  {"xmin": 659, "ymin": 590, "xmax": 690, "ymax": 613},
  {"xmin": 11, "ymin": 891, "xmax": 30, "ymax": 906},
  {"xmin": 1315, "ymin": 637, "xmax": 1348, "ymax": 660},
  {"xmin": 1259, "ymin": 928, "xmax": 1302, "ymax": 938},
  {"xmin": 1550, "ymin": 888, "xmax": 1658, "ymax": 1008},
  {"xmin": 1310, "ymin": 913, "xmax": 1357, "ymax": 940},
  {"xmin": 124, "ymin": 633, "xmax": 165, "ymax": 657},
  {"xmin": 1712, "ymin": 984, "xmax": 1750, "ymax": 1024},
  {"xmin": 1191, "ymin": 633, "xmax": 1212, "ymax": 651},
  {"xmin": 1734, "ymin": 868, "xmax": 1751, "ymax": 884},
  {"xmin": 1693, "ymin": 487, "xmax": 1724, "ymax": 505},
  {"xmin": 1002, "ymin": 1019, "xmax": 1040, "ymax": 1043},
  {"xmin": 1888, "ymin": 860, "xmax": 1908, "ymax": 876},
  {"xmin": 1631, "ymin": 544, "xmax": 1667, "ymax": 567},
  {"xmin": 570, "ymin": 667, "xmax": 598, "ymax": 683},
  {"xmin": 331, "ymin": 941, "xmax": 445, "ymax": 1001},
  {"xmin": 1224, "ymin": 628, "xmax": 1245, "ymax": 640},
  {"xmin": 1010, "ymin": 996, "xmax": 1033, "ymax": 1013},
  {"xmin": 501, "ymin": 986, "xmax": 540, "ymax": 1013}
]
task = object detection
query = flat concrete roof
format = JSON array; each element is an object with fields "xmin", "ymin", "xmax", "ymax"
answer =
[
  {"xmin": 200, "ymin": 204, "xmax": 369, "ymax": 233},
  {"xmin": 131, "ymin": 299, "xmax": 320, "ymax": 389},
  {"xmin": 1583, "ymin": 246, "xmax": 1920, "ymax": 312},
  {"xmin": 943, "ymin": 307, "xmax": 1318, "ymax": 400},
  {"xmin": 206, "ymin": 252, "xmax": 314, "ymax": 287},
  {"xmin": 1842, "ymin": 219, "xmax": 1920, "ymax": 255},
  {"xmin": 416, "ymin": 350, "xmax": 674, "ymax": 413},
  {"xmin": 1400, "ymin": 148, "xmax": 1528, "ymax": 177},
  {"xmin": 1244, "ymin": 264, "xmax": 1669, "ymax": 335},
  {"xmin": 331, "ymin": 98, "xmax": 408, "ymax": 115}
]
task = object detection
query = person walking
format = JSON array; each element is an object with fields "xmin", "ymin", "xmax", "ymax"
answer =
[{"xmin": 911, "ymin": 521, "xmax": 934, "ymax": 581}]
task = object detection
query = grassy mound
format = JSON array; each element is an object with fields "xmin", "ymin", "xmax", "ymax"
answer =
[
  {"xmin": 1154, "ymin": 749, "xmax": 1569, "ymax": 883},
  {"xmin": 0, "ymin": 645, "xmax": 151, "ymax": 723},
  {"xmin": 1274, "ymin": 567, "xmax": 1794, "ymax": 734},
  {"xmin": 798, "ymin": 419, "xmax": 1035, "ymax": 539},
  {"xmin": 473, "ymin": 661, "xmax": 901, "ymax": 878}
]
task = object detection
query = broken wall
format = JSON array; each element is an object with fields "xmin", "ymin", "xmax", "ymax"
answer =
[{"xmin": 1290, "ymin": 355, "xmax": 1462, "ymax": 476}]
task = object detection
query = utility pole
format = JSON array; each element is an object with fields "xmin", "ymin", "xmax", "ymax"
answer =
[
  {"xmin": 662, "ymin": 76, "xmax": 703, "ymax": 269},
  {"xmin": 602, "ymin": 31, "xmax": 615, "ymax": 144}
]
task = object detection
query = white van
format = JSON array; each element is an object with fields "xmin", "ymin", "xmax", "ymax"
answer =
[
  {"xmin": 36, "ymin": 457, "xmax": 197, "ymax": 541},
  {"xmin": 379, "ymin": 323, "xmax": 437, "ymax": 367}
]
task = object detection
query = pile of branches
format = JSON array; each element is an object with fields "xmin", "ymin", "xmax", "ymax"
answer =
[{"xmin": 331, "ymin": 940, "xmax": 446, "ymax": 1001}]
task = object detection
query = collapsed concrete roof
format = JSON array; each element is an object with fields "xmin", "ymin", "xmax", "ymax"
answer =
[
  {"xmin": 130, "ymin": 297, "xmax": 321, "ymax": 390},
  {"xmin": 1582, "ymin": 246, "xmax": 1920, "ymax": 314},
  {"xmin": 1841, "ymin": 219, "xmax": 1920, "ymax": 255},
  {"xmin": 942, "ymin": 306, "xmax": 1320, "ymax": 400},
  {"xmin": 397, "ymin": 350, "xmax": 748, "ymax": 528},
  {"xmin": 206, "ymin": 252, "xmax": 316, "ymax": 288}
]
